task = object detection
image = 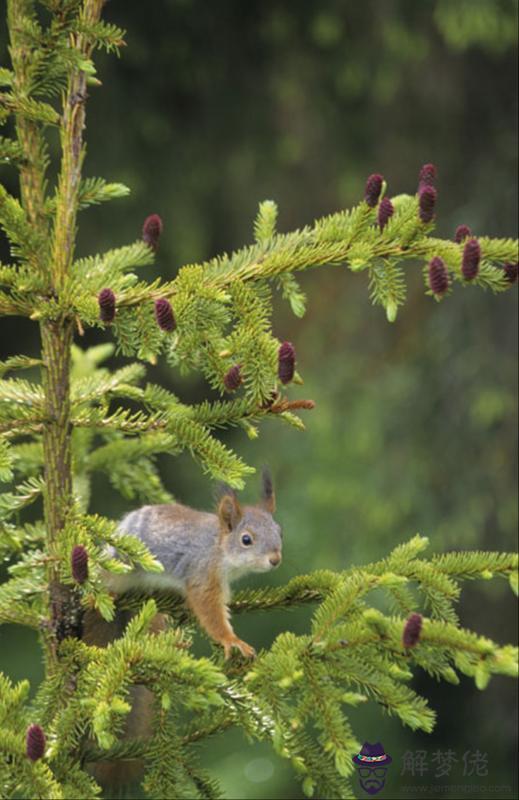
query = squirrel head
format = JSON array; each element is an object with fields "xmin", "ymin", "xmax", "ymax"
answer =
[{"xmin": 217, "ymin": 468, "xmax": 282, "ymax": 576}]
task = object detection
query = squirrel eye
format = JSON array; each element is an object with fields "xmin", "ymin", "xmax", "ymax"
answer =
[{"xmin": 241, "ymin": 533, "xmax": 253, "ymax": 546}]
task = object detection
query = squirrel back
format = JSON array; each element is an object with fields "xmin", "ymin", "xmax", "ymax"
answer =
[
  {"xmin": 112, "ymin": 503, "xmax": 220, "ymax": 594},
  {"xmin": 83, "ymin": 470, "xmax": 281, "ymax": 788},
  {"xmin": 109, "ymin": 482, "xmax": 282, "ymax": 595}
]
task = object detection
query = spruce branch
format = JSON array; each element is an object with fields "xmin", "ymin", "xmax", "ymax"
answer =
[
  {"xmin": 6, "ymin": 0, "xmax": 50, "ymax": 241},
  {"xmin": 0, "ymin": 3, "xmax": 517, "ymax": 799},
  {"xmin": 51, "ymin": 0, "xmax": 105, "ymax": 291},
  {"xmin": 100, "ymin": 205, "xmax": 516, "ymax": 322}
]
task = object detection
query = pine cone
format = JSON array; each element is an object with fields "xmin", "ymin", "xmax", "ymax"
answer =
[
  {"xmin": 503, "ymin": 262, "xmax": 518, "ymax": 284},
  {"xmin": 154, "ymin": 298, "xmax": 176, "ymax": 332},
  {"xmin": 461, "ymin": 238, "xmax": 481, "ymax": 281},
  {"xmin": 71, "ymin": 545, "xmax": 89, "ymax": 584},
  {"xmin": 26, "ymin": 724, "xmax": 46, "ymax": 761},
  {"xmin": 278, "ymin": 341, "xmax": 296, "ymax": 384},
  {"xmin": 223, "ymin": 364, "xmax": 242, "ymax": 392},
  {"xmin": 143, "ymin": 213, "xmax": 163, "ymax": 250},
  {"xmin": 454, "ymin": 224, "xmax": 471, "ymax": 244},
  {"xmin": 378, "ymin": 197, "xmax": 394, "ymax": 230},
  {"xmin": 428, "ymin": 256, "xmax": 449, "ymax": 297},
  {"xmin": 418, "ymin": 162, "xmax": 436, "ymax": 190},
  {"xmin": 98, "ymin": 288, "xmax": 116, "ymax": 323},
  {"xmin": 403, "ymin": 613, "xmax": 423, "ymax": 648},
  {"xmin": 419, "ymin": 185, "xmax": 436, "ymax": 224},
  {"xmin": 364, "ymin": 173, "xmax": 383, "ymax": 208}
]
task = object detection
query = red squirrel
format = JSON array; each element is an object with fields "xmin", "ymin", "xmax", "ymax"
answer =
[{"xmin": 83, "ymin": 470, "xmax": 282, "ymax": 784}]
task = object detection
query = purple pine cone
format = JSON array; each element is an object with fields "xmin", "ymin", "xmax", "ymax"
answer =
[
  {"xmin": 378, "ymin": 197, "xmax": 394, "ymax": 230},
  {"xmin": 454, "ymin": 224, "xmax": 471, "ymax": 244},
  {"xmin": 154, "ymin": 298, "xmax": 176, "ymax": 332},
  {"xmin": 71, "ymin": 545, "xmax": 89, "ymax": 584},
  {"xmin": 418, "ymin": 163, "xmax": 436, "ymax": 190},
  {"xmin": 26, "ymin": 724, "xmax": 46, "ymax": 761},
  {"xmin": 403, "ymin": 613, "xmax": 423, "ymax": 648},
  {"xmin": 223, "ymin": 364, "xmax": 242, "ymax": 392},
  {"xmin": 98, "ymin": 288, "xmax": 116, "ymax": 324},
  {"xmin": 364, "ymin": 173, "xmax": 383, "ymax": 208},
  {"xmin": 462, "ymin": 238, "xmax": 481, "ymax": 281},
  {"xmin": 143, "ymin": 214, "xmax": 163, "ymax": 250},
  {"xmin": 503, "ymin": 262, "xmax": 518, "ymax": 284},
  {"xmin": 419, "ymin": 185, "xmax": 436, "ymax": 224},
  {"xmin": 278, "ymin": 341, "xmax": 296, "ymax": 384},
  {"xmin": 428, "ymin": 256, "xmax": 449, "ymax": 297}
]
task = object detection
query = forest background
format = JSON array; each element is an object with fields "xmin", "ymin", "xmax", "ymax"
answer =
[{"xmin": 0, "ymin": 1, "xmax": 517, "ymax": 798}]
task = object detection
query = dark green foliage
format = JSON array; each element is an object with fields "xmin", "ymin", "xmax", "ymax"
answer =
[{"xmin": 0, "ymin": 2, "xmax": 517, "ymax": 799}]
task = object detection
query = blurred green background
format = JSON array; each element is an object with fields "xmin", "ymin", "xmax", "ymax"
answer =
[{"xmin": 0, "ymin": 1, "xmax": 517, "ymax": 798}]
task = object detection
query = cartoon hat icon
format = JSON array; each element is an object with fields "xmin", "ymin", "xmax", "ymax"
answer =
[{"xmin": 353, "ymin": 742, "xmax": 392, "ymax": 765}]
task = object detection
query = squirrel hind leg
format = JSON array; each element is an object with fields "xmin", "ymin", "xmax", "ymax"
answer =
[{"xmin": 186, "ymin": 575, "xmax": 256, "ymax": 660}]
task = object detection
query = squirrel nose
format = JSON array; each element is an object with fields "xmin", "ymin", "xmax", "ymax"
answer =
[{"xmin": 269, "ymin": 552, "xmax": 281, "ymax": 567}]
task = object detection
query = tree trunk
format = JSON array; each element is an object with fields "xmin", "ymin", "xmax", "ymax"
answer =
[{"xmin": 40, "ymin": 319, "xmax": 78, "ymax": 658}]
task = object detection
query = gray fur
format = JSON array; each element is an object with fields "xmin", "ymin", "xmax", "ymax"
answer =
[{"xmin": 108, "ymin": 496, "xmax": 282, "ymax": 595}]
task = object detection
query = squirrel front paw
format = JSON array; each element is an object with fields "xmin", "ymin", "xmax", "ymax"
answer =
[{"xmin": 224, "ymin": 637, "xmax": 256, "ymax": 660}]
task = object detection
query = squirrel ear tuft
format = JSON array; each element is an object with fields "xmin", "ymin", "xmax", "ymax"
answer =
[
  {"xmin": 260, "ymin": 466, "xmax": 276, "ymax": 514},
  {"xmin": 217, "ymin": 492, "xmax": 243, "ymax": 532}
]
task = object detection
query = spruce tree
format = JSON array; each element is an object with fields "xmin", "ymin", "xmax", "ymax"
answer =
[{"xmin": 0, "ymin": 3, "xmax": 517, "ymax": 799}]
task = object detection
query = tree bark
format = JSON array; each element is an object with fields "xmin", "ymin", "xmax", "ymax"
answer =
[
  {"xmin": 40, "ymin": 319, "xmax": 78, "ymax": 655},
  {"xmin": 37, "ymin": 0, "xmax": 105, "ymax": 660}
]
